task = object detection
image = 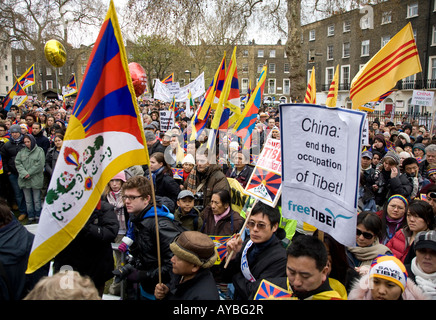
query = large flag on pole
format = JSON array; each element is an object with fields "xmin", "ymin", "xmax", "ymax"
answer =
[
  {"xmin": 2, "ymin": 79, "xmax": 28, "ymax": 111},
  {"xmin": 304, "ymin": 66, "xmax": 316, "ymax": 104},
  {"xmin": 26, "ymin": 0, "xmax": 150, "ymax": 274},
  {"xmin": 350, "ymin": 23, "xmax": 421, "ymax": 109},
  {"xmin": 62, "ymin": 74, "xmax": 78, "ymax": 97},
  {"xmin": 325, "ymin": 65, "xmax": 339, "ymax": 108},
  {"xmin": 233, "ymin": 65, "xmax": 267, "ymax": 148}
]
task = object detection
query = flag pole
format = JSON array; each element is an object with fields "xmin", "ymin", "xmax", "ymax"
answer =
[
  {"xmin": 148, "ymin": 167, "xmax": 162, "ymax": 284},
  {"xmin": 224, "ymin": 199, "xmax": 259, "ymax": 269}
]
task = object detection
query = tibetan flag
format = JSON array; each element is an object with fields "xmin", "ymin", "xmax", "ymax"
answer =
[
  {"xmin": 304, "ymin": 66, "xmax": 316, "ymax": 104},
  {"xmin": 0, "ymin": 154, "xmax": 3, "ymax": 174},
  {"xmin": 26, "ymin": 0, "xmax": 149, "ymax": 274},
  {"xmin": 351, "ymin": 23, "xmax": 421, "ymax": 109},
  {"xmin": 63, "ymin": 74, "xmax": 78, "ymax": 97},
  {"xmin": 233, "ymin": 65, "xmax": 267, "ymax": 148},
  {"xmin": 359, "ymin": 89, "xmax": 396, "ymax": 112},
  {"xmin": 17, "ymin": 64, "xmax": 35, "ymax": 90},
  {"xmin": 2, "ymin": 80, "xmax": 28, "ymax": 111},
  {"xmin": 190, "ymin": 102, "xmax": 211, "ymax": 141},
  {"xmin": 253, "ymin": 279, "xmax": 294, "ymax": 300},
  {"xmin": 162, "ymin": 73, "xmax": 174, "ymax": 84},
  {"xmin": 325, "ymin": 65, "xmax": 339, "ymax": 108},
  {"xmin": 198, "ymin": 53, "xmax": 226, "ymax": 120},
  {"xmin": 209, "ymin": 235, "xmax": 233, "ymax": 265}
]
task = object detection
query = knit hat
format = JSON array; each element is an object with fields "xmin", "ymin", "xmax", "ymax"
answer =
[
  {"xmin": 427, "ymin": 164, "xmax": 436, "ymax": 177},
  {"xmin": 387, "ymin": 194, "xmax": 408, "ymax": 208},
  {"xmin": 9, "ymin": 124, "xmax": 22, "ymax": 134},
  {"xmin": 370, "ymin": 255, "xmax": 408, "ymax": 292},
  {"xmin": 169, "ymin": 231, "xmax": 217, "ymax": 268},
  {"xmin": 374, "ymin": 134, "xmax": 386, "ymax": 144},
  {"xmin": 383, "ymin": 151, "xmax": 400, "ymax": 165},
  {"xmin": 414, "ymin": 230, "xmax": 436, "ymax": 253},
  {"xmin": 413, "ymin": 143, "xmax": 426, "ymax": 155},
  {"xmin": 144, "ymin": 131, "xmax": 156, "ymax": 141},
  {"xmin": 112, "ymin": 171, "xmax": 126, "ymax": 182},
  {"xmin": 182, "ymin": 154, "xmax": 195, "ymax": 165}
]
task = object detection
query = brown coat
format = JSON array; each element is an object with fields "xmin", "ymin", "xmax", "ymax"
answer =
[{"xmin": 200, "ymin": 206, "xmax": 244, "ymax": 236}]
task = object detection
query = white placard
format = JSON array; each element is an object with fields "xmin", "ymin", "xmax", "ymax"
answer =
[
  {"xmin": 411, "ymin": 90, "xmax": 434, "ymax": 107},
  {"xmin": 280, "ymin": 103, "xmax": 365, "ymax": 247},
  {"xmin": 159, "ymin": 110, "xmax": 175, "ymax": 132}
]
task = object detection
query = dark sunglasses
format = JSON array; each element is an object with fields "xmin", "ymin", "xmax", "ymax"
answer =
[
  {"xmin": 428, "ymin": 192, "xmax": 436, "ymax": 199},
  {"xmin": 356, "ymin": 229, "xmax": 374, "ymax": 240}
]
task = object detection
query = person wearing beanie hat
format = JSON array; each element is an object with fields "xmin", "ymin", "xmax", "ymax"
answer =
[
  {"xmin": 181, "ymin": 154, "xmax": 195, "ymax": 182},
  {"xmin": 398, "ymin": 132, "xmax": 411, "ymax": 144},
  {"xmin": 406, "ymin": 230, "xmax": 436, "ymax": 299},
  {"xmin": 154, "ymin": 231, "xmax": 219, "ymax": 300},
  {"xmin": 348, "ymin": 254, "xmax": 428, "ymax": 300},
  {"xmin": 373, "ymin": 151, "xmax": 411, "ymax": 207},
  {"xmin": 413, "ymin": 143, "xmax": 426, "ymax": 162},
  {"xmin": 369, "ymin": 133, "xmax": 388, "ymax": 157}
]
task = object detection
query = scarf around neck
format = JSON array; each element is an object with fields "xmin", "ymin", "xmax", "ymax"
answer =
[{"xmin": 411, "ymin": 257, "xmax": 436, "ymax": 299}]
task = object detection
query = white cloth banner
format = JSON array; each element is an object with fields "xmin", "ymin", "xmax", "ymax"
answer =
[
  {"xmin": 280, "ymin": 103, "xmax": 365, "ymax": 247},
  {"xmin": 153, "ymin": 72, "xmax": 205, "ymax": 102}
]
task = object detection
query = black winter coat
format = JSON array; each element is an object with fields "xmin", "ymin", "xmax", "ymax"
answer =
[
  {"xmin": 222, "ymin": 235, "xmax": 287, "ymax": 300},
  {"xmin": 0, "ymin": 136, "xmax": 25, "ymax": 175},
  {"xmin": 53, "ymin": 200, "xmax": 119, "ymax": 287}
]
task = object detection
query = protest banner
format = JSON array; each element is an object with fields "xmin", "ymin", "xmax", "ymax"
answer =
[
  {"xmin": 153, "ymin": 73, "xmax": 205, "ymax": 102},
  {"xmin": 245, "ymin": 137, "xmax": 282, "ymax": 207},
  {"xmin": 280, "ymin": 103, "xmax": 365, "ymax": 247},
  {"xmin": 361, "ymin": 115, "xmax": 369, "ymax": 147},
  {"xmin": 159, "ymin": 110, "xmax": 175, "ymax": 132},
  {"xmin": 411, "ymin": 90, "xmax": 434, "ymax": 107}
]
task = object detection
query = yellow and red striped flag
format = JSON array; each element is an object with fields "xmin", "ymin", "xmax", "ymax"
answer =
[
  {"xmin": 304, "ymin": 66, "xmax": 316, "ymax": 104},
  {"xmin": 325, "ymin": 65, "xmax": 339, "ymax": 108},
  {"xmin": 351, "ymin": 23, "xmax": 421, "ymax": 109}
]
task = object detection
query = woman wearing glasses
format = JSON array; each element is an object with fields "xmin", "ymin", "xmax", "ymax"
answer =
[
  {"xmin": 376, "ymin": 194, "xmax": 409, "ymax": 244},
  {"xmin": 346, "ymin": 211, "xmax": 392, "ymax": 275}
]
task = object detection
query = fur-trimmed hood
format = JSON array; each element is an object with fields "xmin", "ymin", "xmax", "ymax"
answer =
[{"xmin": 348, "ymin": 274, "xmax": 430, "ymax": 300}]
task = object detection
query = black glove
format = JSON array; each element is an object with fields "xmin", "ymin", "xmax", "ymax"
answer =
[{"xmin": 112, "ymin": 263, "xmax": 136, "ymax": 283}]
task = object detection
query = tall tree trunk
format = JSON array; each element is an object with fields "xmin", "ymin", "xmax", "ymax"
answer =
[{"xmin": 286, "ymin": 0, "xmax": 306, "ymax": 102}]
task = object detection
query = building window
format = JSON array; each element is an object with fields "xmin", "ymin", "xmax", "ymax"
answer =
[
  {"xmin": 58, "ymin": 67, "xmax": 63, "ymax": 75},
  {"xmin": 81, "ymin": 65, "xmax": 86, "ymax": 74},
  {"xmin": 243, "ymin": 50, "xmax": 249, "ymax": 57},
  {"xmin": 242, "ymin": 63, "xmax": 248, "ymax": 73},
  {"xmin": 257, "ymin": 63, "xmax": 263, "ymax": 73},
  {"xmin": 283, "ymin": 79, "xmax": 290, "ymax": 95},
  {"xmin": 341, "ymin": 65, "xmax": 350, "ymax": 90},
  {"xmin": 327, "ymin": 45, "xmax": 334, "ymax": 60},
  {"xmin": 402, "ymin": 74, "xmax": 415, "ymax": 89},
  {"xmin": 325, "ymin": 67, "xmax": 334, "ymax": 88},
  {"xmin": 382, "ymin": 11, "xmax": 392, "ymax": 24},
  {"xmin": 46, "ymin": 67, "xmax": 52, "ymax": 76},
  {"xmin": 342, "ymin": 42, "xmax": 350, "ymax": 58},
  {"xmin": 381, "ymin": 35, "xmax": 391, "ymax": 47},
  {"xmin": 46, "ymin": 80, "xmax": 53, "ymax": 89},
  {"xmin": 309, "ymin": 49, "xmax": 315, "ymax": 62},
  {"xmin": 361, "ymin": 40, "xmax": 370, "ymax": 56},
  {"xmin": 307, "ymin": 68, "xmax": 314, "ymax": 83},
  {"xmin": 432, "ymin": 26, "xmax": 436, "ymax": 46},
  {"xmin": 4, "ymin": 65, "xmax": 7, "ymax": 71},
  {"xmin": 257, "ymin": 49, "xmax": 264, "ymax": 58},
  {"xmin": 241, "ymin": 78, "xmax": 249, "ymax": 94},
  {"xmin": 407, "ymin": 3, "xmax": 418, "ymax": 18},
  {"xmin": 284, "ymin": 63, "xmax": 290, "ymax": 73},
  {"xmin": 269, "ymin": 63, "xmax": 276, "ymax": 74},
  {"xmin": 428, "ymin": 56, "xmax": 436, "ymax": 88},
  {"xmin": 327, "ymin": 25, "xmax": 335, "ymax": 36},
  {"xmin": 269, "ymin": 50, "xmax": 276, "ymax": 58},
  {"xmin": 5, "ymin": 76, "xmax": 8, "ymax": 81},
  {"xmin": 15, "ymin": 55, "xmax": 21, "ymax": 62},
  {"xmin": 343, "ymin": 21, "xmax": 351, "ymax": 33},
  {"xmin": 309, "ymin": 30, "xmax": 315, "ymax": 41},
  {"xmin": 268, "ymin": 79, "xmax": 276, "ymax": 94}
]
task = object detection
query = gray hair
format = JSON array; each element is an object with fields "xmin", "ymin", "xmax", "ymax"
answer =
[{"xmin": 425, "ymin": 144, "xmax": 436, "ymax": 154}]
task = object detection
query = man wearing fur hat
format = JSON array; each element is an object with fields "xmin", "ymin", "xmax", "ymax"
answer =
[{"xmin": 154, "ymin": 231, "xmax": 219, "ymax": 300}]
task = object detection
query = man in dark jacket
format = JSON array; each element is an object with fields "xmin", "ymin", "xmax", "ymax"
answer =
[
  {"xmin": 0, "ymin": 124, "xmax": 27, "ymax": 219},
  {"xmin": 154, "ymin": 231, "xmax": 219, "ymax": 300},
  {"xmin": 113, "ymin": 175, "xmax": 181, "ymax": 300},
  {"xmin": 226, "ymin": 150, "xmax": 254, "ymax": 188},
  {"xmin": 53, "ymin": 199, "xmax": 119, "ymax": 297},
  {"xmin": 145, "ymin": 130, "xmax": 166, "ymax": 156},
  {"xmin": 31, "ymin": 122, "xmax": 50, "ymax": 154},
  {"xmin": 224, "ymin": 202, "xmax": 287, "ymax": 299}
]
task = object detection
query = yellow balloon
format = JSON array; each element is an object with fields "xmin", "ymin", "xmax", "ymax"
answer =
[{"xmin": 44, "ymin": 40, "xmax": 67, "ymax": 68}]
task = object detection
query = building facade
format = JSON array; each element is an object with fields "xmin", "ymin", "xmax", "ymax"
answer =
[{"xmin": 301, "ymin": 0, "xmax": 436, "ymax": 115}]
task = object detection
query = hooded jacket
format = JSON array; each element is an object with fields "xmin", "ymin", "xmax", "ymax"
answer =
[
  {"xmin": 14, "ymin": 134, "xmax": 45, "ymax": 189},
  {"xmin": 1, "ymin": 133, "xmax": 25, "ymax": 175}
]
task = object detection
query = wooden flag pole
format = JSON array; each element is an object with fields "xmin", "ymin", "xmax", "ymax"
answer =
[
  {"xmin": 148, "ymin": 170, "xmax": 162, "ymax": 284},
  {"xmin": 224, "ymin": 199, "xmax": 258, "ymax": 269}
]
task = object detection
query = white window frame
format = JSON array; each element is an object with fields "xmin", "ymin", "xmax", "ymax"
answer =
[
  {"xmin": 283, "ymin": 79, "xmax": 290, "ymax": 95},
  {"xmin": 341, "ymin": 65, "xmax": 350, "ymax": 90},
  {"xmin": 257, "ymin": 63, "xmax": 263, "ymax": 73},
  {"xmin": 381, "ymin": 11, "xmax": 392, "ymax": 24},
  {"xmin": 327, "ymin": 45, "xmax": 334, "ymax": 60},
  {"xmin": 428, "ymin": 56, "xmax": 436, "ymax": 81},
  {"xmin": 241, "ymin": 78, "xmax": 249, "ymax": 94},
  {"xmin": 46, "ymin": 80, "xmax": 53, "ymax": 89},
  {"xmin": 381, "ymin": 35, "xmax": 391, "ymax": 48},
  {"xmin": 327, "ymin": 25, "xmax": 335, "ymax": 37},
  {"xmin": 361, "ymin": 40, "xmax": 370, "ymax": 57},
  {"xmin": 342, "ymin": 42, "xmax": 350, "ymax": 58},
  {"xmin": 242, "ymin": 63, "xmax": 249, "ymax": 73},
  {"xmin": 257, "ymin": 49, "xmax": 264, "ymax": 58},
  {"xmin": 407, "ymin": 3, "xmax": 418, "ymax": 18},
  {"xmin": 268, "ymin": 78, "xmax": 276, "ymax": 94},
  {"xmin": 343, "ymin": 21, "xmax": 351, "ymax": 33},
  {"xmin": 46, "ymin": 67, "xmax": 52, "ymax": 76},
  {"xmin": 307, "ymin": 69, "xmax": 313, "ymax": 84},
  {"xmin": 432, "ymin": 26, "xmax": 436, "ymax": 46},
  {"xmin": 269, "ymin": 50, "xmax": 276, "ymax": 58},
  {"xmin": 309, "ymin": 29, "xmax": 316, "ymax": 41},
  {"xmin": 269, "ymin": 63, "xmax": 276, "ymax": 74},
  {"xmin": 284, "ymin": 63, "xmax": 290, "ymax": 73},
  {"xmin": 325, "ymin": 67, "xmax": 335, "ymax": 88}
]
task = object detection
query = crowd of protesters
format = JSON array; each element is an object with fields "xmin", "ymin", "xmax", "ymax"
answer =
[{"xmin": 1, "ymin": 97, "xmax": 436, "ymax": 302}]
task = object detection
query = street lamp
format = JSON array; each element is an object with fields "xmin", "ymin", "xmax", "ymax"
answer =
[{"xmin": 185, "ymin": 69, "xmax": 192, "ymax": 83}]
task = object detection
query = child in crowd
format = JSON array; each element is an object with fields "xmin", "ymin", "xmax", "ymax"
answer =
[{"xmin": 174, "ymin": 190, "xmax": 203, "ymax": 231}]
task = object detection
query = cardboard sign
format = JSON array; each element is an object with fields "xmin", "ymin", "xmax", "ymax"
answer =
[
  {"xmin": 280, "ymin": 104, "xmax": 365, "ymax": 247},
  {"xmin": 245, "ymin": 138, "xmax": 282, "ymax": 207},
  {"xmin": 412, "ymin": 90, "xmax": 434, "ymax": 107},
  {"xmin": 159, "ymin": 110, "xmax": 175, "ymax": 132}
]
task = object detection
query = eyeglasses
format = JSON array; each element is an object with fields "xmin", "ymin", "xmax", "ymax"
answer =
[
  {"xmin": 247, "ymin": 220, "xmax": 270, "ymax": 230},
  {"xmin": 356, "ymin": 229, "xmax": 374, "ymax": 240},
  {"xmin": 428, "ymin": 192, "xmax": 436, "ymax": 200},
  {"xmin": 121, "ymin": 195, "xmax": 143, "ymax": 201}
]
